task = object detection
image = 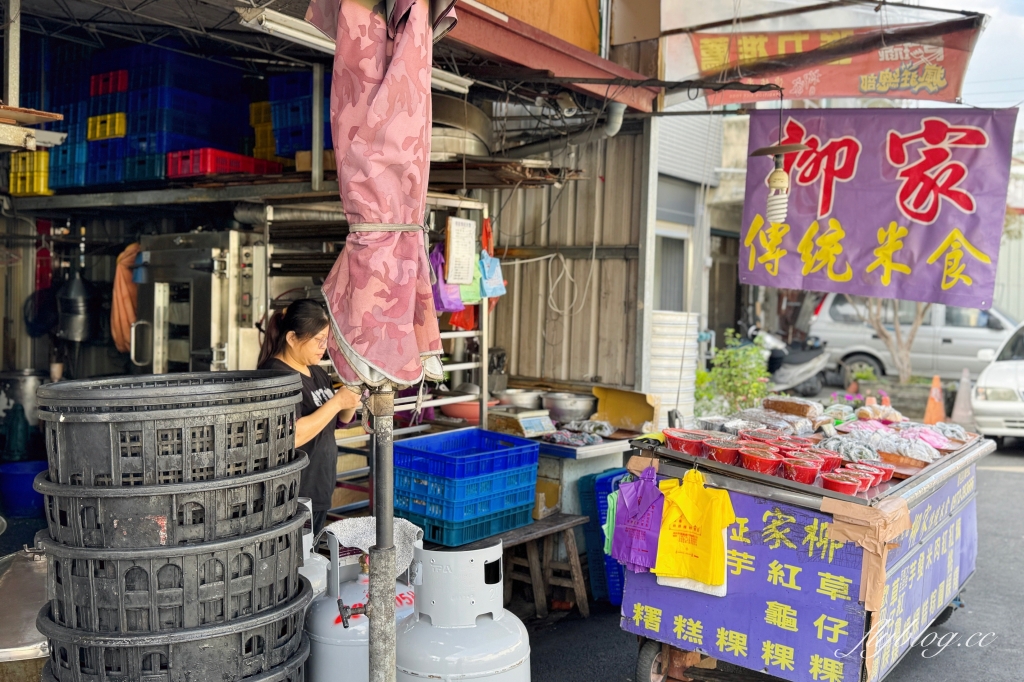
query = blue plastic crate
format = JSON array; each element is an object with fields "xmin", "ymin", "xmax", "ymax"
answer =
[
  {"xmin": 604, "ymin": 555, "xmax": 626, "ymax": 606},
  {"xmin": 594, "ymin": 469, "xmax": 627, "ymax": 525},
  {"xmin": 128, "ymin": 108, "xmax": 212, "ymax": 138},
  {"xmin": 20, "ymin": 91, "xmax": 43, "ymax": 111},
  {"xmin": 85, "ymin": 159, "xmax": 123, "ymax": 185},
  {"xmin": 123, "ymin": 154, "xmax": 166, "ymax": 182},
  {"xmin": 126, "ymin": 131, "xmax": 208, "ymax": 156},
  {"xmin": 121, "ymin": 48, "xmax": 240, "ymax": 97},
  {"xmin": 88, "ymin": 92, "xmax": 128, "ymax": 117},
  {"xmin": 395, "ymin": 464, "xmax": 537, "ymax": 501},
  {"xmin": 274, "ymin": 123, "xmax": 333, "ymax": 157},
  {"xmin": 396, "ymin": 503, "xmax": 533, "ymax": 547},
  {"xmin": 50, "ymin": 102, "xmax": 88, "ymax": 133},
  {"xmin": 128, "ymin": 87, "xmax": 216, "ymax": 116},
  {"xmin": 270, "ymin": 97, "xmax": 330, "ymax": 129},
  {"xmin": 87, "ymin": 138, "xmax": 127, "ymax": 163},
  {"xmin": 393, "ymin": 429, "xmax": 540, "ymax": 479},
  {"xmin": 51, "ymin": 142, "xmax": 88, "ymax": 168},
  {"xmin": 583, "ymin": 526, "xmax": 609, "ymax": 601},
  {"xmin": 269, "ymin": 71, "xmax": 331, "ymax": 101},
  {"xmin": 50, "ymin": 164, "xmax": 86, "ymax": 189},
  {"xmin": 395, "ymin": 481, "xmax": 535, "ymax": 522}
]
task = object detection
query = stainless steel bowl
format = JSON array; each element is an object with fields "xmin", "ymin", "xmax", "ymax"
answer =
[
  {"xmin": 494, "ymin": 389, "xmax": 544, "ymax": 410},
  {"xmin": 542, "ymin": 392, "xmax": 597, "ymax": 423}
]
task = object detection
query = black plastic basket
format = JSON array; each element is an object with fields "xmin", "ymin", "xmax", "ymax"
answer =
[
  {"xmin": 36, "ymin": 454, "xmax": 306, "ymax": 549},
  {"xmin": 41, "ymin": 511, "xmax": 305, "ymax": 634},
  {"xmin": 38, "ymin": 578, "xmax": 312, "ymax": 682},
  {"xmin": 38, "ymin": 371, "xmax": 302, "ymax": 487}
]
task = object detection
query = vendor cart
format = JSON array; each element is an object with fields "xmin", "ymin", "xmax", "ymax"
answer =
[{"xmin": 621, "ymin": 435, "xmax": 994, "ymax": 682}]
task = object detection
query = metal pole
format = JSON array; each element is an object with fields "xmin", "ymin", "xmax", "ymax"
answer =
[
  {"xmin": 367, "ymin": 385, "xmax": 396, "ymax": 682},
  {"xmin": 311, "ymin": 62, "xmax": 325, "ymax": 192},
  {"xmin": 3, "ymin": 0, "xmax": 19, "ymax": 108}
]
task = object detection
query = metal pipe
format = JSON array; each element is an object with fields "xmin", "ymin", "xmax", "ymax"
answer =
[
  {"xmin": 233, "ymin": 205, "xmax": 347, "ymax": 224},
  {"xmin": 312, "ymin": 62, "xmax": 325, "ymax": 192},
  {"xmin": 504, "ymin": 101, "xmax": 627, "ymax": 158},
  {"xmin": 367, "ymin": 385, "xmax": 396, "ymax": 682}
]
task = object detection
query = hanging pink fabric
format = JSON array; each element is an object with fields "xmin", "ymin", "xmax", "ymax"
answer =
[{"xmin": 305, "ymin": 0, "xmax": 457, "ymax": 388}]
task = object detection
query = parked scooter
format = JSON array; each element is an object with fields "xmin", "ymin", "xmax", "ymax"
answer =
[{"xmin": 746, "ymin": 326, "xmax": 830, "ymax": 397}]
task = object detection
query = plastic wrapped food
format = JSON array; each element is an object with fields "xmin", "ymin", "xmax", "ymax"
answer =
[
  {"xmin": 762, "ymin": 396, "xmax": 825, "ymax": 418},
  {"xmin": 844, "ymin": 419, "xmax": 894, "ymax": 433},
  {"xmin": 898, "ymin": 426, "xmax": 953, "ymax": 450},
  {"xmin": 824, "ymin": 404, "xmax": 854, "ymax": 419},
  {"xmin": 737, "ymin": 408, "xmax": 805, "ymax": 434},
  {"xmin": 934, "ymin": 422, "xmax": 969, "ymax": 441},
  {"xmin": 856, "ymin": 404, "xmax": 905, "ymax": 422},
  {"xmin": 844, "ymin": 430, "xmax": 941, "ymax": 463},
  {"xmin": 819, "ymin": 423, "xmax": 838, "ymax": 438},
  {"xmin": 812, "ymin": 415, "xmax": 835, "ymax": 432},
  {"xmin": 697, "ymin": 416, "xmax": 731, "ymax": 432},
  {"xmin": 543, "ymin": 430, "xmax": 603, "ymax": 446},
  {"xmin": 562, "ymin": 419, "xmax": 616, "ymax": 436},
  {"xmin": 723, "ymin": 419, "xmax": 764, "ymax": 436},
  {"xmin": 819, "ymin": 436, "xmax": 880, "ymax": 463}
]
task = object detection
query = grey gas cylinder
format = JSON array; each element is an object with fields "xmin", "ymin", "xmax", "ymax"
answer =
[{"xmin": 397, "ymin": 542, "xmax": 530, "ymax": 682}]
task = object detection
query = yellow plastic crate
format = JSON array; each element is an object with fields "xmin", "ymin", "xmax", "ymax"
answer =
[
  {"xmin": 9, "ymin": 170, "xmax": 53, "ymax": 196},
  {"xmin": 254, "ymin": 123, "xmax": 275, "ymax": 149},
  {"xmin": 87, "ymin": 113, "xmax": 127, "ymax": 141},
  {"xmin": 10, "ymin": 150, "xmax": 49, "ymax": 173},
  {"xmin": 250, "ymin": 101, "xmax": 272, "ymax": 127}
]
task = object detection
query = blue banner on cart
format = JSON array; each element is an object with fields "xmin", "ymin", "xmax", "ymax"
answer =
[{"xmin": 621, "ymin": 492, "xmax": 866, "ymax": 682}]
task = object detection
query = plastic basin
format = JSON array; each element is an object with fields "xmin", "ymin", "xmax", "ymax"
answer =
[
  {"xmin": 837, "ymin": 468, "xmax": 874, "ymax": 492},
  {"xmin": 704, "ymin": 439, "xmax": 741, "ymax": 466},
  {"xmin": 0, "ymin": 460, "xmax": 48, "ymax": 517},
  {"xmin": 663, "ymin": 429, "xmax": 708, "ymax": 457},
  {"xmin": 806, "ymin": 448, "xmax": 843, "ymax": 473},
  {"xmin": 782, "ymin": 458, "xmax": 822, "ymax": 484},
  {"xmin": 739, "ymin": 448, "xmax": 782, "ymax": 475},
  {"xmin": 846, "ymin": 463, "xmax": 885, "ymax": 487},
  {"xmin": 821, "ymin": 473, "xmax": 861, "ymax": 495}
]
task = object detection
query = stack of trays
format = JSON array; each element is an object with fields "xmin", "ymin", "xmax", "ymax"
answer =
[{"xmin": 32, "ymin": 371, "xmax": 313, "ymax": 682}]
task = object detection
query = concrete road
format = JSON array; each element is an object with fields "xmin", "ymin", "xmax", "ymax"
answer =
[{"xmin": 530, "ymin": 445, "xmax": 1024, "ymax": 682}]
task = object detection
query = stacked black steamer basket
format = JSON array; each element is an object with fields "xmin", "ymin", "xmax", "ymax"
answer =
[{"xmin": 31, "ymin": 371, "xmax": 312, "ymax": 682}]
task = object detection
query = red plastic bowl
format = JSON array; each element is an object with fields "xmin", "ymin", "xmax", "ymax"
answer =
[
  {"xmin": 663, "ymin": 429, "xmax": 708, "ymax": 457},
  {"xmin": 739, "ymin": 448, "xmax": 783, "ymax": 475},
  {"xmin": 869, "ymin": 462, "xmax": 896, "ymax": 482},
  {"xmin": 846, "ymin": 463, "xmax": 885, "ymax": 487},
  {"xmin": 781, "ymin": 436, "xmax": 815, "ymax": 449},
  {"xmin": 770, "ymin": 439, "xmax": 805, "ymax": 455},
  {"xmin": 821, "ymin": 473, "xmax": 862, "ymax": 494},
  {"xmin": 735, "ymin": 440, "xmax": 779, "ymax": 453},
  {"xmin": 782, "ymin": 457, "xmax": 823, "ymax": 484},
  {"xmin": 739, "ymin": 429, "xmax": 780, "ymax": 444},
  {"xmin": 805, "ymin": 448, "xmax": 844, "ymax": 473},
  {"xmin": 704, "ymin": 439, "xmax": 742, "ymax": 466},
  {"xmin": 838, "ymin": 468, "xmax": 874, "ymax": 492}
]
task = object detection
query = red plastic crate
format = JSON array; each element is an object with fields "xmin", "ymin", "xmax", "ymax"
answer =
[
  {"xmin": 252, "ymin": 158, "xmax": 283, "ymax": 174},
  {"xmin": 166, "ymin": 148, "xmax": 261, "ymax": 177},
  {"xmin": 90, "ymin": 70, "xmax": 129, "ymax": 97}
]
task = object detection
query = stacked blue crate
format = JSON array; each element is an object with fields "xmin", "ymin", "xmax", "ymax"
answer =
[
  {"xmin": 43, "ymin": 41, "xmax": 93, "ymax": 190},
  {"xmin": 392, "ymin": 429, "xmax": 539, "ymax": 546},
  {"xmin": 268, "ymin": 72, "xmax": 332, "ymax": 157},
  {"xmin": 593, "ymin": 469, "xmax": 629, "ymax": 606}
]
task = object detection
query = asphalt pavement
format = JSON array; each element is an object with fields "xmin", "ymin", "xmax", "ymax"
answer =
[{"xmin": 530, "ymin": 444, "xmax": 1024, "ymax": 682}]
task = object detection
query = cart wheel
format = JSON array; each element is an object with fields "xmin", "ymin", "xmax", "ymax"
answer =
[
  {"xmin": 931, "ymin": 605, "xmax": 955, "ymax": 627},
  {"xmin": 636, "ymin": 640, "xmax": 667, "ymax": 682}
]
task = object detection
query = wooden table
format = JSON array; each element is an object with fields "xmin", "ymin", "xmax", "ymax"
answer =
[{"xmin": 460, "ymin": 513, "xmax": 591, "ymax": 618}]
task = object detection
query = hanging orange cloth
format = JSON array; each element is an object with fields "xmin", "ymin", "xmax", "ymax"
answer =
[{"xmin": 111, "ymin": 243, "xmax": 141, "ymax": 353}]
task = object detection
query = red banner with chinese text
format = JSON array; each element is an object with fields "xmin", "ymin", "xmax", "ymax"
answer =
[
  {"xmin": 741, "ymin": 109, "xmax": 1017, "ymax": 310},
  {"xmin": 691, "ymin": 24, "xmax": 979, "ymax": 106}
]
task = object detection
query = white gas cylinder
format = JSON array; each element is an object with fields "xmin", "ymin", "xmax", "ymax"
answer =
[
  {"xmin": 305, "ymin": 530, "xmax": 416, "ymax": 682},
  {"xmin": 397, "ymin": 541, "xmax": 530, "ymax": 682},
  {"xmin": 297, "ymin": 498, "xmax": 332, "ymax": 596}
]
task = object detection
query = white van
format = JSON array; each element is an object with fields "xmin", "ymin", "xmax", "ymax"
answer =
[{"xmin": 807, "ymin": 293, "xmax": 1016, "ymax": 382}]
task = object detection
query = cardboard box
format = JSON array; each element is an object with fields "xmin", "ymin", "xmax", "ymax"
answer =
[
  {"xmin": 533, "ymin": 476, "xmax": 561, "ymax": 520},
  {"xmin": 331, "ymin": 485, "xmax": 368, "ymax": 510},
  {"xmin": 295, "ymin": 150, "xmax": 337, "ymax": 172},
  {"xmin": 336, "ymin": 453, "xmax": 368, "ymax": 475}
]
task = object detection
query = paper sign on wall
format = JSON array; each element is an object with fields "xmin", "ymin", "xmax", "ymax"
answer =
[{"xmin": 445, "ymin": 217, "xmax": 477, "ymax": 285}]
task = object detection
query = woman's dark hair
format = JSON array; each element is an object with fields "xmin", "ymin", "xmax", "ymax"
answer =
[{"xmin": 258, "ymin": 299, "xmax": 330, "ymax": 367}]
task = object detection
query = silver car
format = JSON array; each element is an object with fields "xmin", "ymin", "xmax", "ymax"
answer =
[
  {"xmin": 972, "ymin": 323, "xmax": 1024, "ymax": 445},
  {"xmin": 807, "ymin": 293, "xmax": 1016, "ymax": 381}
]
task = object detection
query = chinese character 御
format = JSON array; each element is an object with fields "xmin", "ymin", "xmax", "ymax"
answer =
[
  {"xmin": 803, "ymin": 518, "xmax": 845, "ymax": 562},
  {"xmin": 886, "ymin": 117, "xmax": 988, "ymax": 224},
  {"xmin": 744, "ymin": 214, "xmax": 789, "ymax": 276},
  {"xmin": 699, "ymin": 36, "xmax": 731, "ymax": 72},
  {"xmin": 762, "ymin": 641, "xmax": 796, "ymax": 671},
  {"xmin": 798, "ymin": 219, "xmax": 853, "ymax": 282},
  {"xmin": 926, "ymin": 228, "xmax": 991, "ymax": 290},
  {"xmin": 737, "ymin": 35, "xmax": 768, "ymax": 63},
  {"xmin": 715, "ymin": 627, "xmax": 748, "ymax": 657},
  {"xmin": 762, "ymin": 508, "xmax": 798, "ymax": 549},
  {"xmin": 809, "ymin": 654, "xmax": 845, "ymax": 682},
  {"xmin": 817, "ymin": 572, "xmax": 853, "ymax": 601},
  {"xmin": 814, "ymin": 614, "xmax": 850, "ymax": 643},
  {"xmin": 767, "ymin": 559, "xmax": 802, "ymax": 590},
  {"xmin": 726, "ymin": 549, "xmax": 756, "ymax": 575},
  {"xmin": 765, "ymin": 601, "xmax": 799, "ymax": 632},
  {"xmin": 731, "ymin": 517, "xmax": 751, "ymax": 544},
  {"xmin": 673, "ymin": 616, "xmax": 704, "ymax": 645},
  {"xmin": 867, "ymin": 221, "xmax": 912, "ymax": 286},
  {"xmin": 781, "ymin": 119, "xmax": 862, "ymax": 218}
]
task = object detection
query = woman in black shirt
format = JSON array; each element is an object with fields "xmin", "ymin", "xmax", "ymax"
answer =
[{"xmin": 258, "ymin": 299, "xmax": 359, "ymax": 533}]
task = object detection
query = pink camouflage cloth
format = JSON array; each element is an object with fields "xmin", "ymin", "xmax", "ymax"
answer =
[{"xmin": 305, "ymin": 0, "xmax": 457, "ymax": 388}]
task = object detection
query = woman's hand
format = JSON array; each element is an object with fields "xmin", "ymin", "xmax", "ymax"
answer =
[{"xmin": 329, "ymin": 387, "xmax": 361, "ymax": 411}]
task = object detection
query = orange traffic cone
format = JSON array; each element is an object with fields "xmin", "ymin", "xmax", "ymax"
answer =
[{"xmin": 923, "ymin": 375, "xmax": 946, "ymax": 425}]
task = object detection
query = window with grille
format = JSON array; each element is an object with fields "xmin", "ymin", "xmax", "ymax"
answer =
[
  {"xmin": 177, "ymin": 502, "xmax": 205, "ymax": 526},
  {"xmin": 158, "ymin": 468, "xmax": 183, "ymax": 484},
  {"xmin": 157, "ymin": 565, "xmax": 182, "ymax": 590},
  {"xmin": 244, "ymin": 635, "xmax": 265, "ymax": 657},
  {"xmin": 190, "ymin": 465, "xmax": 214, "ymax": 481},
  {"xmin": 121, "ymin": 472, "xmax": 143, "ymax": 486},
  {"xmin": 69, "ymin": 473, "xmax": 83, "ymax": 486},
  {"xmin": 93, "ymin": 474, "xmax": 112, "ymax": 486},
  {"xmin": 76, "ymin": 606, "xmax": 93, "ymax": 630},
  {"xmin": 158, "ymin": 607, "xmax": 182, "ymax": 630},
  {"xmin": 201, "ymin": 598, "xmax": 225, "ymax": 625},
  {"xmin": 200, "ymin": 559, "xmax": 224, "ymax": 585},
  {"xmin": 228, "ymin": 460, "xmax": 247, "ymax": 477},
  {"xmin": 252, "ymin": 490, "xmax": 265, "ymax": 514},
  {"xmin": 254, "ymin": 419, "xmax": 269, "ymax": 444},
  {"xmin": 253, "ymin": 456, "xmax": 269, "ymax": 472},
  {"xmin": 98, "ymin": 609, "xmax": 118, "ymax": 632},
  {"xmin": 189, "ymin": 425, "xmax": 214, "ymax": 453},
  {"xmin": 94, "ymin": 560, "xmax": 115, "ymax": 579},
  {"xmin": 227, "ymin": 422, "xmax": 247, "ymax": 448},
  {"xmin": 119, "ymin": 431, "xmax": 142, "ymax": 457},
  {"xmin": 126, "ymin": 609, "xmax": 149, "ymax": 631},
  {"xmin": 79, "ymin": 647, "xmax": 96, "ymax": 674},
  {"xmin": 232, "ymin": 553, "xmax": 253, "ymax": 579},
  {"xmin": 157, "ymin": 429, "xmax": 183, "ymax": 456},
  {"xmin": 231, "ymin": 503, "xmax": 247, "ymax": 519},
  {"xmin": 231, "ymin": 592, "xmax": 253, "ymax": 618},
  {"xmin": 104, "ymin": 649, "xmax": 123, "ymax": 674}
]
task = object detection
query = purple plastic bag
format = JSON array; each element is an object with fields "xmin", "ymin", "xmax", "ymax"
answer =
[
  {"xmin": 611, "ymin": 467, "xmax": 664, "ymax": 573},
  {"xmin": 429, "ymin": 244, "xmax": 465, "ymax": 313}
]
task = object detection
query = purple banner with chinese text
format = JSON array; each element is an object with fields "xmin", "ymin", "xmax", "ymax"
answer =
[
  {"xmin": 621, "ymin": 492, "xmax": 866, "ymax": 682},
  {"xmin": 741, "ymin": 108, "xmax": 1017, "ymax": 309}
]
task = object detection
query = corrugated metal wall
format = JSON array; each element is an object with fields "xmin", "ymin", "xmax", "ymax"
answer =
[
  {"xmin": 995, "ymin": 233, "xmax": 1024, "ymax": 321},
  {"xmin": 649, "ymin": 311, "xmax": 699, "ymax": 428},
  {"xmin": 487, "ymin": 133, "xmax": 645, "ymax": 389},
  {"xmin": 657, "ymin": 98, "xmax": 722, "ymax": 187}
]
